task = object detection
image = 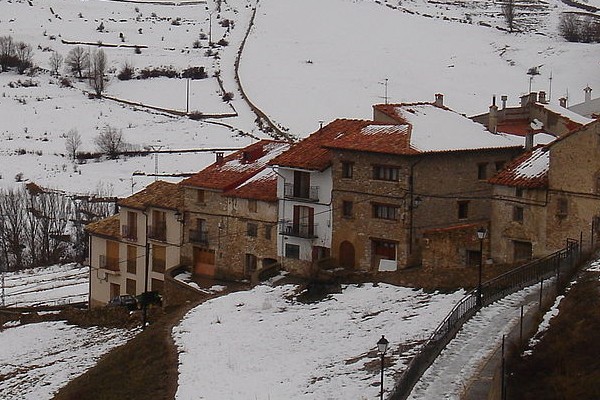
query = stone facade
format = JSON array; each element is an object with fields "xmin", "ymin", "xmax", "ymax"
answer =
[{"xmin": 421, "ymin": 223, "xmax": 489, "ymax": 269}]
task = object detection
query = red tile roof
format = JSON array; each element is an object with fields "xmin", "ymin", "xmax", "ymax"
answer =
[
  {"xmin": 181, "ymin": 140, "xmax": 290, "ymax": 191},
  {"xmin": 118, "ymin": 180, "xmax": 182, "ymax": 211},
  {"xmin": 85, "ymin": 214, "xmax": 121, "ymax": 239},
  {"xmin": 224, "ymin": 169, "xmax": 278, "ymax": 202},
  {"xmin": 269, "ymin": 119, "xmax": 374, "ymax": 171},
  {"xmin": 488, "ymin": 146, "xmax": 549, "ymax": 188},
  {"xmin": 324, "ymin": 123, "xmax": 419, "ymax": 155}
]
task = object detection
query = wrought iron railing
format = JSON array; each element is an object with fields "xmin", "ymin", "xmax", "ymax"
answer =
[
  {"xmin": 283, "ymin": 183, "xmax": 319, "ymax": 202},
  {"xmin": 121, "ymin": 225, "xmax": 137, "ymax": 241},
  {"xmin": 279, "ymin": 220, "xmax": 317, "ymax": 238},
  {"xmin": 189, "ymin": 229, "xmax": 209, "ymax": 245},
  {"xmin": 148, "ymin": 224, "xmax": 167, "ymax": 241},
  {"xmin": 388, "ymin": 240, "xmax": 581, "ymax": 400}
]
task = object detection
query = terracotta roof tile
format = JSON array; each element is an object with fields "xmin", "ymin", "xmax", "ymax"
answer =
[
  {"xmin": 269, "ymin": 119, "xmax": 373, "ymax": 171},
  {"xmin": 324, "ymin": 123, "xmax": 418, "ymax": 155},
  {"xmin": 488, "ymin": 146, "xmax": 549, "ymax": 188},
  {"xmin": 85, "ymin": 214, "xmax": 121, "ymax": 239},
  {"xmin": 181, "ymin": 140, "xmax": 290, "ymax": 191},
  {"xmin": 225, "ymin": 170, "xmax": 278, "ymax": 202},
  {"xmin": 118, "ymin": 180, "xmax": 182, "ymax": 211}
]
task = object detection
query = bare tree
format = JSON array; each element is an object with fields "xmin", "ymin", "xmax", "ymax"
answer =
[
  {"xmin": 0, "ymin": 35, "xmax": 16, "ymax": 72},
  {"xmin": 65, "ymin": 46, "xmax": 89, "ymax": 78},
  {"xmin": 0, "ymin": 189, "xmax": 27, "ymax": 270},
  {"xmin": 503, "ymin": 0, "xmax": 516, "ymax": 33},
  {"xmin": 94, "ymin": 125, "xmax": 126, "ymax": 158},
  {"xmin": 49, "ymin": 51, "xmax": 63, "ymax": 76},
  {"xmin": 15, "ymin": 41, "xmax": 33, "ymax": 74},
  {"xmin": 65, "ymin": 128, "xmax": 82, "ymax": 159},
  {"xmin": 89, "ymin": 48, "xmax": 108, "ymax": 97}
]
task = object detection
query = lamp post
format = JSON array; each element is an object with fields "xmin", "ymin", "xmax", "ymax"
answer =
[
  {"xmin": 377, "ymin": 335, "xmax": 389, "ymax": 400},
  {"xmin": 476, "ymin": 227, "xmax": 488, "ymax": 306}
]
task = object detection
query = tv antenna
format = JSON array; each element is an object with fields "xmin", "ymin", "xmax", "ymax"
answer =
[{"xmin": 379, "ymin": 78, "xmax": 389, "ymax": 104}]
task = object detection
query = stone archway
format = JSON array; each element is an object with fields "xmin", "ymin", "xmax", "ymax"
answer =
[{"xmin": 339, "ymin": 241, "xmax": 356, "ymax": 269}]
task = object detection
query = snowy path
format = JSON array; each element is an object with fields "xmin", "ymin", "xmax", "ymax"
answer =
[{"xmin": 407, "ymin": 285, "xmax": 540, "ymax": 399}]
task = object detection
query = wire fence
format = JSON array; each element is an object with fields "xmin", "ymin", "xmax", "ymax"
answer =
[{"xmin": 388, "ymin": 240, "xmax": 581, "ymax": 400}]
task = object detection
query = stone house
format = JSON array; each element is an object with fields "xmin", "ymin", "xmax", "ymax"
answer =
[
  {"xmin": 322, "ymin": 97, "xmax": 525, "ymax": 271},
  {"xmin": 489, "ymin": 119, "xmax": 600, "ymax": 264},
  {"xmin": 179, "ymin": 140, "xmax": 290, "ymax": 280},
  {"xmin": 86, "ymin": 181, "xmax": 183, "ymax": 307}
]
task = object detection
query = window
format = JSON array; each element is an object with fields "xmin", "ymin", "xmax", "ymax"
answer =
[
  {"xmin": 152, "ymin": 245, "xmax": 166, "ymax": 273},
  {"xmin": 248, "ymin": 199, "xmax": 257, "ymax": 213},
  {"xmin": 372, "ymin": 203, "xmax": 398, "ymax": 220},
  {"xmin": 247, "ymin": 222, "xmax": 258, "ymax": 237},
  {"xmin": 245, "ymin": 253, "xmax": 258, "ymax": 274},
  {"xmin": 127, "ymin": 245, "xmax": 137, "ymax": 274},
  {"xmin": 458, "ymin": 201, "xmax": 469, "ymax": 220},
  {"xmin": 109, "ymin": 283, "xmax": 120, "ymax": 299},
  {"xmin": 104, "ymin": 240, "xmax": 119, "ymax": 271},
  {"xmin": 342, "ymin": 200, "xmax": 353, "ymax": 218},
  {"xmin": 373, "ymin": 165, "xmax": 400, "ymax": 181},
  {"xmin": 293, "ymin": 171, "xmax": 311, "ymax": 198},
  {"xmin": 477, "ymin": 163, "xmax": 488, "ymax": 180},
  {"xmin": 557, "ymin": 197, "xmax": 568, "ymax": 217},
  {"xmin": 515, "ymin": 188, "xmax": 524, "ymax": 198},
  {"xmin": 126, "ymin": 278, "xmax": 136, "ymax": 295},
  {"xmin": 150, "ymin": 210, "xmax": 167, "ymax": 241},
  {"xmin": 197, "ymin": 189, "xmax": 205, "ymax": 203},
  {"xmin": 264, "ymin": 224, "xmax": 272, "ymax": 240},
  {"xmin": 123, "ymin": 211, "xmax": 137, "ymax": 240},
  {"xmin": 293, "ymin": 205, "xmax": 315, "ymax": 237},
  {"xmin": 513, "ymin": 206, "xmax": 524, "ymax": 222},
  {"xmin": 190, "ymin": 218, "xmax": 208, "ymax": 244},
  {"xmin": 495, "ymin": 161, "xmax": 505, "ymax": 171},
  {"xmin": 341, "ymin": 161, "xmax": 354, "ymax": 179},
  {"xmin": 285, "ymin": 243, "xmax": 300, "ymax": 259},
  {"xmin": 373, "ymin": 240, "xmax": 397, "ymax": 260}
]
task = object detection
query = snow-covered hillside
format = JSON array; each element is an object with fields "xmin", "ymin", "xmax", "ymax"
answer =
[{"xmin": 1, "ymin": 0, "xmax": 598, "ymax": 197}]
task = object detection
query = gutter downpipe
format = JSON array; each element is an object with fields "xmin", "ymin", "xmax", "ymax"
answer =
[
  {"xmin": 271, "ymin": 167, "xmax": 286, "ymax": 270},
  {"xmin": 408, "ymin": 157, "xmax": 424, "ymax": 256}
]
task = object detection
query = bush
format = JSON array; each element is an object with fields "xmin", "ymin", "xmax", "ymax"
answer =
[
  {"xmin": 60, "ymin": 77, "xmax": 72, "ymax": 88},
  {"xmin": 181, "ymin": 66, "xmax": 207, "ymax": 80},
  {"xmin": 559, "ymin": 13, "xmax": 600, "ymax": 43},
  {"xmin": 222, "ymin": 92, "xmax": 234, "ymax": 102},
  {"xmin": 192, "ymin": 39, "xmax": 202, "ymax": 49},
  {"xmin": 138, "ymin": 66, "xmax": 178, "ymax": 79},
  {"xmin": 217, "ymin": 38, "xmax": 229, "ymax": 46},
  {"xmin": 134, "ymin": 46, "xmax": 142, "ymax": 54},
  {"xmin": 117, "ymin": 63, "xmax": 134, "ymax": 80}
]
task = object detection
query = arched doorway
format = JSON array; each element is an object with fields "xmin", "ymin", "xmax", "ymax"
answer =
[{"xmin": 339, "ymin": 241, "xmax": 355, "ymax": 269}]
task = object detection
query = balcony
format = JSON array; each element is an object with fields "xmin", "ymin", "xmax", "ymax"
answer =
[
  {"xmin": 284, "ymin": 183, "xmax": 319, "ymax": 202},
  {"xmin": 189, "ymin": 229, "xmax": 209, "ymax": 245},
  {"xmin": 280, "ymin": 220, "xmax": 318, "ymax": 239},
  {"xmin": 148, "ymin": 224, "xmax": 167, "ymax": 241},
  {"xmin": 121, "ymin": 225, "xmax": 138, "ymax": 241},
  {"xmin": 99, "ymin": 255, "xmax": 120, "ymax": 272}
]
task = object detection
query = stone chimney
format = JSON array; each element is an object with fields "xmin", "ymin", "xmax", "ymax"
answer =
[
  {"xmin": 538, "ymin": 91, "xmax": 547, "ymax": 104},
  {"xmin": 434, "ymin": 93, "xmax": 444, "ymax": 107},
  {"xmin": 525, "ymin": 133, "xmax": 534, "ymax": 151},
  {"xmin": 559, "ymin": 97, "xmax": 567, "ymax": 108},
  {"xmin": 501, "ymin": 95, "xmax": 508, "ymax": 110},
  {"xmin": 215, "ymin": 151, "xmax": 224, "ymax": 164},
  {"xmin": 489, "ymin": 95, "xmax": 498, "ymax": 134},
  {"xmin": 584, "ymin": 86, "xmax": 592, "ymax": 103}
]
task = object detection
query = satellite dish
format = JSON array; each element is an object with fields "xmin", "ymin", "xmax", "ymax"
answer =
[{"xmin": 530, "ymin": 119, "xmax": 544, "ymax": 131}]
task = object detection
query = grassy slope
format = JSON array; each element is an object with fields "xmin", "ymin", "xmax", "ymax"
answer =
[{"xmin": 507, "ymin": 270, "xmax": 600, "ymax": 399}]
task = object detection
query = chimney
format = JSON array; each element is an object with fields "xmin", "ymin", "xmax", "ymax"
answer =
[
  {"xmin": 489, "ymin": 96, "xmax": 498, "ymax": 133},
  {"xmin": 215, "ymin": 151, "xmax": 224, "ymax": 164},
  {"xmin": 525, "ymin": 133, "xmax": 534, "ymax": 151},
  {"xmin": 559, "ymin": 97, "xmax": 567, "ymax": 108},
  {"xmin": 584, "ymin": 86, "xmax": 592, "ymax": 103},
  {"xmin": 520, "ymin": 93, "xmax": 530, "ymax": 107},
  {"xmin": 434, "ymin": 93, "xmax": 444, "ymax": 107},
  {"xmin": 529, "ymin": 92, "xmax": 537, "ymax": 104},
  {"xmin": 538, "ymin": 91, "xmax": 546, "ymax": 104},
  {"xmin": 501, "ymin": 95, "xmax": 508, "ymax": 110}
]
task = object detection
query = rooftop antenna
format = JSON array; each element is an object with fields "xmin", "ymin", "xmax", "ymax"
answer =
[
  {"xmin": 548, "ymin": 70, "xmax": 553, "ymax": 102},
  {"xmin": 149, "ymin": 145, "xmax": 162, "ymax": 181},
  {"xmin": 379, "ymin": 78, "xmax": 389, "ymax": 104}
]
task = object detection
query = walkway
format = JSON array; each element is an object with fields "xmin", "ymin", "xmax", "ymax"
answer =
[{"xmin": 407, "ymin": 284, "xmax": 542, "ymax": 399}]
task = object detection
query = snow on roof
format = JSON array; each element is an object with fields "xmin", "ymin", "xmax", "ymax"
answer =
[
  {"xmin": 489, "ymin": 146, "xmax": 549, "ymax": 188},
  {"xmin": 538, "ymin": 102, "xmax": 594, "ymax": 125},
  {"xmin": 397, "ymin": 104, "xmax": 524, "ymax": 152},
  {"xmin": 224, "ymin": 168, "xmax": 279, "ymax": 202},
  {"xmin": 182, "ymin": 140, "xmax": 290, "ymax": 191}
]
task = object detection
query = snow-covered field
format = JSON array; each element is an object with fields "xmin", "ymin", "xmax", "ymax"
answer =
[
  {"xmin": 1, "ymin": 0, "xmax": 598, "ymax": 197},
  {"xmin": 2, "ymin": 263, "xmax": 87, "ymax": 307},
  {"xmin": 173, "ymin": 283, "xmax": 465, "ymax": 399},
  {"xmin": 0, "ymin": 321, "xmax": 135, "ymax": 400}
]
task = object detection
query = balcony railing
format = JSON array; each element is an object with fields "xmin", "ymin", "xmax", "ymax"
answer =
[
  {"xmin": 148, "ymin": 224, "xmax": 167, "ymax": 241},
  {"xmin": 99, "ymin": 255, "xmax": 119, "ymax": 272},
  {"xmin": 121, "ymin": 225, "xmax": 138, "ymax": 241},
  {"xmin": 280, "ymin": 220, "xmax": 318, "ymax": 238},
  {"xmin": 283, "ymin": 183, "xmax": 319, "ymax": 202},
  {"xmin": 189, "ymin": 229, "xmax": 209, "ymax": 245}
]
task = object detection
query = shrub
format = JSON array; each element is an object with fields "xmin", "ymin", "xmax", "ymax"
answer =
[
  {"xmin": 117, "ymin": 62, "xmax": 134, "ymax": 80},
  {"xmin": 138, "ymin": 66, "xmax": 178, "ymax": 79},
  {"xmin": 192, "ymin": 39, "xmax": 202, "ymax": 49},
  {"xmin": 134, "ymin": 46, "xmax": 142, "ymax": 54},
  {"xmin": 222, "ymin": 92, "xmax": 234, "ymax": 102},
  {"xmin": 559, "ymin": 13, "xmax": 600, "ymax": 43},
  {"xmin": 217, "ymin": 38, "xmax": 229, "ymax": 46},
  {"xmin": 181, "ymin": 66, "xmax": 207, "ymax": 80},
  {"xmin": 60, "ymin": 77, "xmax": 72, "ymax": 87}
]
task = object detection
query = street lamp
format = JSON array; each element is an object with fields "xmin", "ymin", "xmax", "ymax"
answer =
[
  {"xmin": 377, "ymin": 335, "xmax": 389, "ymax": 400},
  {"xmin": 476, "ymin": 227, "xmax": 488, "ymax": 306}
]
